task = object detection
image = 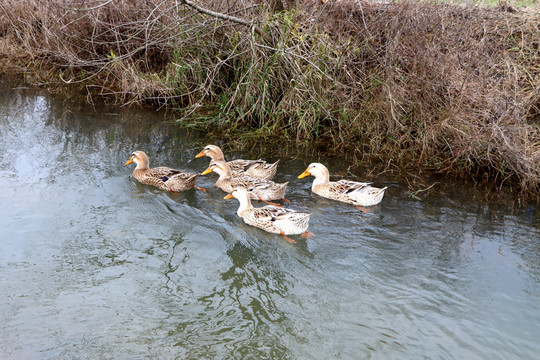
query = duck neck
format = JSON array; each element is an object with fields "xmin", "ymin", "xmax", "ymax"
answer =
[
  {"xmin": 215, "ymin": 164, "xmax": 233, "ymax": 181},
  {"xmin": 211, "ymin": 148, "xmax": 226, "ymax": 162},
  {"xmin": 135, "ymin": 157, "xmax": 150, "ymax": 171},
  {"xmin": 312, "ymin": 171, "xmax": 330, "ymax": 189},
  {"xmin": 236, "ymin": 192, "xmax": 254, "ymax": 216}
]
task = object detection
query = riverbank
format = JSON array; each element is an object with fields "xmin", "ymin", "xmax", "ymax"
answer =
[{"xmin": 1, "ymin": 0, "xmax": 538, "ymax": 200}]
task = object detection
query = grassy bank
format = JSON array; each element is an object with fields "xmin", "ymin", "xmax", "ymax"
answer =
[{"xmin": 1, "ymin": 0, "xmax": 539, "ymax": 199}]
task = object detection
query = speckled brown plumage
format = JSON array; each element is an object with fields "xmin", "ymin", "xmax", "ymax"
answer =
[
  {"xmin": 225, "ymin": 188, "xmax": 311, "ymax": 236},
  {"xmin": 202, "ymin": 160, "xmax": 288, "ymax": 201},
  {"xmin": 196, "ymin": 144, "xmax": 279, "ymax": 180},
  {"xmin": 299, "ymin": 163, "xmax": 386, "ymax": 207},
  {"xmin": 125, "ymin": 151, "xmax": 198, "ymax": 192}
]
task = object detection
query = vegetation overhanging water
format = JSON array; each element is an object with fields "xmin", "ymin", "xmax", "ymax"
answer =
[{"xmin": 0, "ymin": 0, "xmax": 538, "ymax": 200}]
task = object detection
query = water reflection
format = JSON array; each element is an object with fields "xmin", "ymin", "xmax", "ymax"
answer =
[{"xmin": 0, "ymin": 81, "xmax": 539, "ymax": 359}]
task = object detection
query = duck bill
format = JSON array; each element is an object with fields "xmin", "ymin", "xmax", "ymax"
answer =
[
  {"xmin": 224, "ymin": 193, "xmax": 234, "ymax": 199},
  {"xmin": 298, "ymin": 169, "xmax": 311, "ymax": 179},
  {"xmin": 124, "ymin": 159, "xmax": 134, "ymax": 166},
  {"xmin": 195, "ymin": 150, "xmax": 206, "ymax": 158},
  {"xmin": 201, "ymin": 167, "xmax": 213, "ymax": 175}
]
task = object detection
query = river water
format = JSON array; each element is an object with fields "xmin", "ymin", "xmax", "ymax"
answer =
[{"xmin": 0, "ymin": 81, "xmax": 539, "ymax": 359}]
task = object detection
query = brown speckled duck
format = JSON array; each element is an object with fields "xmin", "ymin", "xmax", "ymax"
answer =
[
  {"xmin": 195, "ymin": 144, "xmax": 279, "ymax": 180},
  {"xmin": 125, "ymin": 151, "xmax": 199, "ymax": 192},
  {"xmin": 224, "ymin": 187, "xmax": 312, "ymax": 243},
  {"xmin": 202, "ymin": 160, "xmax": 288, "ymax": 204},
  {"xmin": 298, "ymin": 163, "xmax": 387, "ymax": 207}
]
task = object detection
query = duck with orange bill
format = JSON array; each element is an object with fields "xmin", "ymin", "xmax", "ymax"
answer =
[
  {"xmin": 195, "ymin": 144, "xmax": 279, "ymax": 180},
  {"xmin": 201, "ymin": 160, "xmax": 288, "ymax": 205},
  {"xmin": 125, "ymin": 150, "xmax": 201, "ymax": 192},
  {"xmin": 298, "ymin": 163, "xmax": 386, "ymax": 207},
  {"xmin": 224, "ymin": 188, "xmax": 313, "ymax": 243}
]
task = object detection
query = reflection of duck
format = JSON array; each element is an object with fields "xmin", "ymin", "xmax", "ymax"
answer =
[
  {"xmin": 125, "ymin": 150, "xmax": 199, "ymax": 192},
  {"xmin": 195, "ymin": 144, "xmax": 279, "ymax": 180},
  {"xmin": 298, "ymin": 163, "xmax": 387, "ymax": 207},
  {"xmin": 224, "ymin": 188, "xmax": 312, "ymax": 243},
  {"xmin": 202, "ymin": 161, "xmax": 288, "ymax": 204}
]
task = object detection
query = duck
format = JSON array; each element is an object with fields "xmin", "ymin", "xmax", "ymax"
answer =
[
  {"xmin": 195, "ymin": 144, "xmax": 279, "ymax": 180},
  {"xmin": 224, "ymin": 188, "xmax": 312, "ymax": 243},
  {"xmin": 125, "ymin": 150, "xmax": 200, "ymax": 192},
  {"xmin": 202, "ymin": 160, "xmax": 288, "ymax": 204},
  {"xmin": 298, "ymin": 163, "xmax": 387, "ymax": 207}
]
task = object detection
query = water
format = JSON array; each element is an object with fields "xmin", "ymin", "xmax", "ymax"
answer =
[{"xmin": 0, "ymin": 81, "xmax": 539, "ymax": 359}]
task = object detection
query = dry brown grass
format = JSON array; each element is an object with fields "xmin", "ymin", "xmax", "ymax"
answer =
[
  {"xmin": 314, "ymin": 1, "xmax": 540, "ymax": 194},
  {"xmin": 0, "ymin": 0, "xmax": 539, "ymax": 198}
]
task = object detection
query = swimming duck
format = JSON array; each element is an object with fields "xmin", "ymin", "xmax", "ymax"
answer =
[
  {"xmin": 298, "ymin": 163, "xmax": 387, "ymax": 207},
  {"xmin": 195, "ymin": 144, "xmax": 279, "ymax": 180},
  {"xmin": 202, "ymin": 160, "xmax": 288, "ymax": 204},
  {"xmin": 224, "ymin": 188, "xmax": 312, "ymax": 243},
  {"xmin": 125, "ymin": 150, "xmax": 199, "ymax": 192}
]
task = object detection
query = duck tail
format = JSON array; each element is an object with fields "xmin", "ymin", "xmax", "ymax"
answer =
[{"xmin": 278, "ymin": 181, "xmax": 289, "ymax": 197}]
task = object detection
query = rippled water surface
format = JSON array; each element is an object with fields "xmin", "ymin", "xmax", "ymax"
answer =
[{"xmin": 1, "ymin": 82, "xmax": 539, "ymax": 359}]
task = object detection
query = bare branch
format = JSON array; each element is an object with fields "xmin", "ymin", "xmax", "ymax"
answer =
[{"xmin": 178, "ymin": 0, "xmax": 272, "ymax": 44}]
